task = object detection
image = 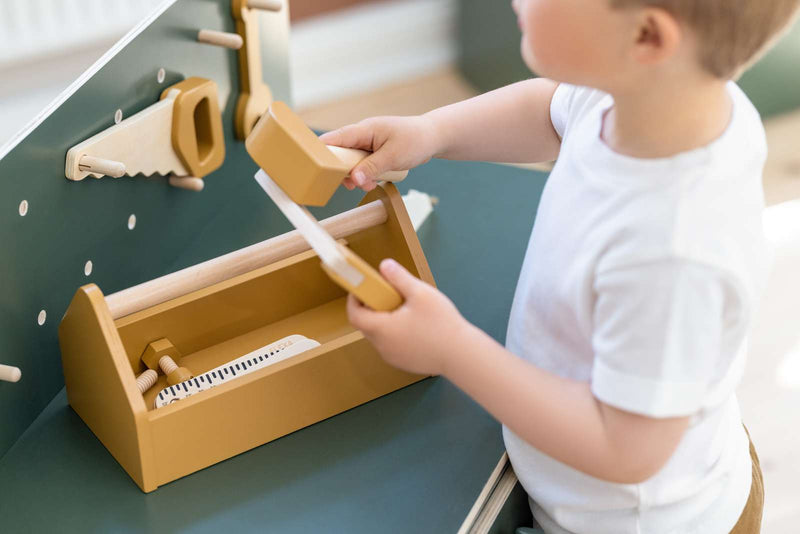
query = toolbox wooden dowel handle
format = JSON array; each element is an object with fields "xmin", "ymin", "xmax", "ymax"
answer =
[
  {"xmin": 326, "ymin": 146, "xmax": 408, "ymax": 183},
  {"xmin": 105, "ymin": 200, "xmax": 388, "ymax": 319},
  {"xmin": 0, "ymin": 364, "xmax": 21, "ymax": 383}
]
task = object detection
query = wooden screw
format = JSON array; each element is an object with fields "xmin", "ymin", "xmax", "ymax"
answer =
[
  {"xmin": 136, "ymin": 369, "xmax": 158, "ymax": 393},
  {"xmin": 197, "ymin": 29, "xmax": 243, "ymax": 49},
  {"xmin": 78, "ymin": 155, "xmax": 126, "ymax": 178},
  {"xmin": 159, "ymin": 355, "xmax": 193, "ymax": 386},
  {"xmin": 0, "ymin": 364, "xmax": 21, "ymax": 383},
  {"xmin": 247, "ymin": 0, "xmax": 282, "ymax": 11}
]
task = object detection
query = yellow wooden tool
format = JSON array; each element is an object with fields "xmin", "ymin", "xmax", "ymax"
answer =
[
  {"xmin": 246, "ymin": 101, "xmax": 407, "ymax": 206},
  {"xmin": 231, "ymin": 0, "xmax": 281, "ymax": 139},
  {"xmin": 255, "ymin": 170, "xmax": 403, "ymax": 311},
  {"xmin": 248, "ymin": 101, "xmax": 408, "ymax": 310},
  {"xmin": 59, "ymin": 181, "xmax": 434, "ymax": 492},
  {"xmin": 65, "ymin": 78, "xmax": 225, "ymax": 191}
]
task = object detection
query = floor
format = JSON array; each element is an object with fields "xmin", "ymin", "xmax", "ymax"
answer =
[{"xmin": 299, "ymin": 67, "xmax": 800, "ymax": 532}]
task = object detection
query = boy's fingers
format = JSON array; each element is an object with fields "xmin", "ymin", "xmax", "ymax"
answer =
[
  {"xmin": 346, "ymin": 294, "xmax": 380, "ymax": 331},
  {"xmin": 379, "ymin": 259, "xmax": 421, "ymax": 297},
  {"xmin": 319, "ymin": 123, "xmax": 375, "ymax": 152},
  {"xmin": 351, "ymin": 149, "xmax": 395, "ymax": 186},
  {"xmin": 318, "ymin": 129, "xmax": 341, "ymax": 145}
]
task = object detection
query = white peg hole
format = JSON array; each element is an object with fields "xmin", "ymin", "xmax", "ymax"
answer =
[
  {"xmin": 18, "ymin": 200, "xmax": 28, "ymax": 216},
  {"xmin": 84, "ymin": 260, "xmax": 93, "ymax": 277},
  {"xmin": 157, "ymin": 68, "xmax": 166, "ymax": 84},
  {"xmin": 128, "ymin": 214, "xmax": 137, "ymax": 230},
  {"xmin": 37, "ymin": 310, "xmax": 47, "ymax": 326},
  {"xmin": 114, "ymin": 109, "xmax": 123, "ymax": 124}
]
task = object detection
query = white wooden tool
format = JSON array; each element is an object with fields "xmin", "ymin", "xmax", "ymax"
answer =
[
  {"xmin": 0, "ymin": 364, "xmax": 21, "ymax": 383},
  {"xmin": 255, "ymin": 170, "xmax": 363, "ymax": 287},
  {"xmin": 135, "ymin": 369, "xmax": 158, "ymax": 394},
  {"xmin": 402, "ymin": 189, "xmax": 437, "ymax": 231},
  {"xmin": 197, "ymin": 29, "xmax": 243, "ymax": 49},
  {"xmin": 154, "ymin": 334, "xmax": 319, "ymax": 408},
  {"xmin": 255, "ymin": 169, "xmax": 403, "ymax": 311},
  {"xmin": 65, "ymin": 78, "xmax": 225, "ymax": 191}
]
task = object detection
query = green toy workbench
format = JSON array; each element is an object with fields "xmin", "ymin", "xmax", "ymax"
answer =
[{"xmin": 0, "ymin": 0, "xmax": 548, "ymax": 531}]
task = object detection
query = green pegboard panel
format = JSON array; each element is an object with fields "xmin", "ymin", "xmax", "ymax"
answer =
[
  {"xmin": 738, "ymin": 18, "xmax": 800, "ymax": 118},
  {"xmin": 0, "ymin": 0, "xmax": 292, "ymax": 459}
]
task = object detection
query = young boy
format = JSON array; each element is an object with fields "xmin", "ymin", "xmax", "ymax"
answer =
[{"xmin": 319, "ymin": 1, "xmax": 800, "ymax": 532}]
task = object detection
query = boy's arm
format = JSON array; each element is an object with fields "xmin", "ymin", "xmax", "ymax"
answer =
[
  {"xmin": 445, "ymin": 322, "xmax": 690, "ymax": 485},
  {"xmin": 319, "ymin": 78, "xmax": 562, "ymax": 189},
  {"xmin": 425, "ymin": 78, "xmax": 562, "ymax": 163},
  {"xmin": 349, "ymin": 259, "xmax": 691, "ymax": 485}
]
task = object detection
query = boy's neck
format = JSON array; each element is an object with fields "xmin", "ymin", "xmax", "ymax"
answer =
[{"xmin": 603, "ymin": 77, "xmax": 732, "ymax": 159}]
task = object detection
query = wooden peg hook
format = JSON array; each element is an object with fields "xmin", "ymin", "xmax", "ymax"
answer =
[
  {"xmin": 197, "ymin": 29, "xmax": 243, "ymax": 49},
  {"xmin": 0, "ymin": 364, "xmax": 21, "ymax": 383}
]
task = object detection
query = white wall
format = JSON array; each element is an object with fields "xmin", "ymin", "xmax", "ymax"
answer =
[{"xmin": 0, "ymin": 0, "xmax": 166, "ymax": 146}]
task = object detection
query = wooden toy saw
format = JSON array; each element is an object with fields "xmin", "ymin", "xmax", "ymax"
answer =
[{"xmin": 249, "ymin": 101, "xmax": 409, "ymax": 311}]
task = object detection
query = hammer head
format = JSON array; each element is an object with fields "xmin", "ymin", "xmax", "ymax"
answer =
[{"xmin": 245, "ymin": 101, "xmax": 351, "ymax": 206}]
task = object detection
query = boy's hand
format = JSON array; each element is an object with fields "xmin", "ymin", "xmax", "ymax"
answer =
[
  {"xmin": 319, "ymin": 115, "xmax": 440, "ymax": 192},
  {"xmin": 346, "ymin": 258, "xmax": 468, "ymax": 376}
]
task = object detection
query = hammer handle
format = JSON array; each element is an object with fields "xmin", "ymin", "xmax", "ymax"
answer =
[{"xmin": 326, "ymin": 145, "xmax": 408, "ymax": 183}]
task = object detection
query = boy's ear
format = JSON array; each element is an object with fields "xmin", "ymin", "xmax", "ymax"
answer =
[{"xmin": 631, "ymin": 7, "xmax": 682, "ymax": 66}]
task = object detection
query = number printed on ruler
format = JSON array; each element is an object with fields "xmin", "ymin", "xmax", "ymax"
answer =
[{"xmin": 154, "ymin": 334, "xmax": 320, "ymax": 408}]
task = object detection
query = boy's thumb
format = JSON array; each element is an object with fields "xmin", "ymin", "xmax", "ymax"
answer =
[
  {"xmin": 351, "ymin": 150, "xmax": 393, "ymax": 187},
  {"xmin": 379, "ymin": 259, "xmax": 420, "ymax": 297}
]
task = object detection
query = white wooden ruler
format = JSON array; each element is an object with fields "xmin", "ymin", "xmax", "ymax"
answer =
[{"xmin": 154, "ymin": 334, "xmax": 320, "ymax": 408}]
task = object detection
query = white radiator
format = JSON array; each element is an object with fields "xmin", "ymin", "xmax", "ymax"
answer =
[
  {"xmin": 0, "ymin": 0, "xmax": 164, "ymax": 67},
  {"xmin": 0, "ymin": 0, "xmax": 458, "ymax": 147}
]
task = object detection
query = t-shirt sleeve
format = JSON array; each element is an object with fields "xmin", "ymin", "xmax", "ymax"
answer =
[
  {"xmin": 549, "ymin": 83, "xmax": 574, "ymax": 139},
  {"xmin": 549, "ymin": 83, "xmax": 602, "ymax": 139},
  {"xmin": 591, "ymin": 260, "xmax": 734, "ymax": 418}
]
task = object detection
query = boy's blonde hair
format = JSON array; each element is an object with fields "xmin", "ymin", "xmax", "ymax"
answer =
[{"xmin": 611, "ymin": 0, "xmax": 800, "ymax": 78}]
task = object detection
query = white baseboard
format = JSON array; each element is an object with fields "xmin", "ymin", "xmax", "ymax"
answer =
[{"xmin": 289, "ymin": 0, "xmax": 458, "ymax": 109}]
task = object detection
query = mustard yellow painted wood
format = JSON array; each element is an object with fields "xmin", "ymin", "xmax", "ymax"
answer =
[
  {"xmin": 141, "ymin": 338, "xmax": 182, "ymax": 370},
  {"xmin": 232, "ymin": 0, "xmax": 274, "ymax": 139},
  {"xmin": 246, "ymin": 101, "xmax": 407, "ymax": 206},
  {"xmin": 321, "ymin": 244, "xmax": 403, "ymax": 311},
  {"xmin": 58, "ymin": 284, "xmax": 157, "ymax": 492},
  {"xmin": 140, "ymin": 338, "xmax": 192, "ymax": 386},
  {"xmin": 105, "ymin": 199, "xmax": 388, "ymax": 320},
  {"xmin": 356, "ymin": 182, "xmax": 436, "ymax": 288},
  {"xmin": 163, "ymin": 77, "xmax": 225, "ymax": 180},
  {"xmin": 247, "ymin": 101, "xmax": 351, "ymax": 206},
  {"xmin": 58, "ymin": 183, "xmax": 434, "ymax": 492}
]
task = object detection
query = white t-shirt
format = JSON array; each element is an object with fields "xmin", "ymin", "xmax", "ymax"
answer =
[{"xmin": 503, "ymin": 83, "xmax": 771, "ymax": 534}]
